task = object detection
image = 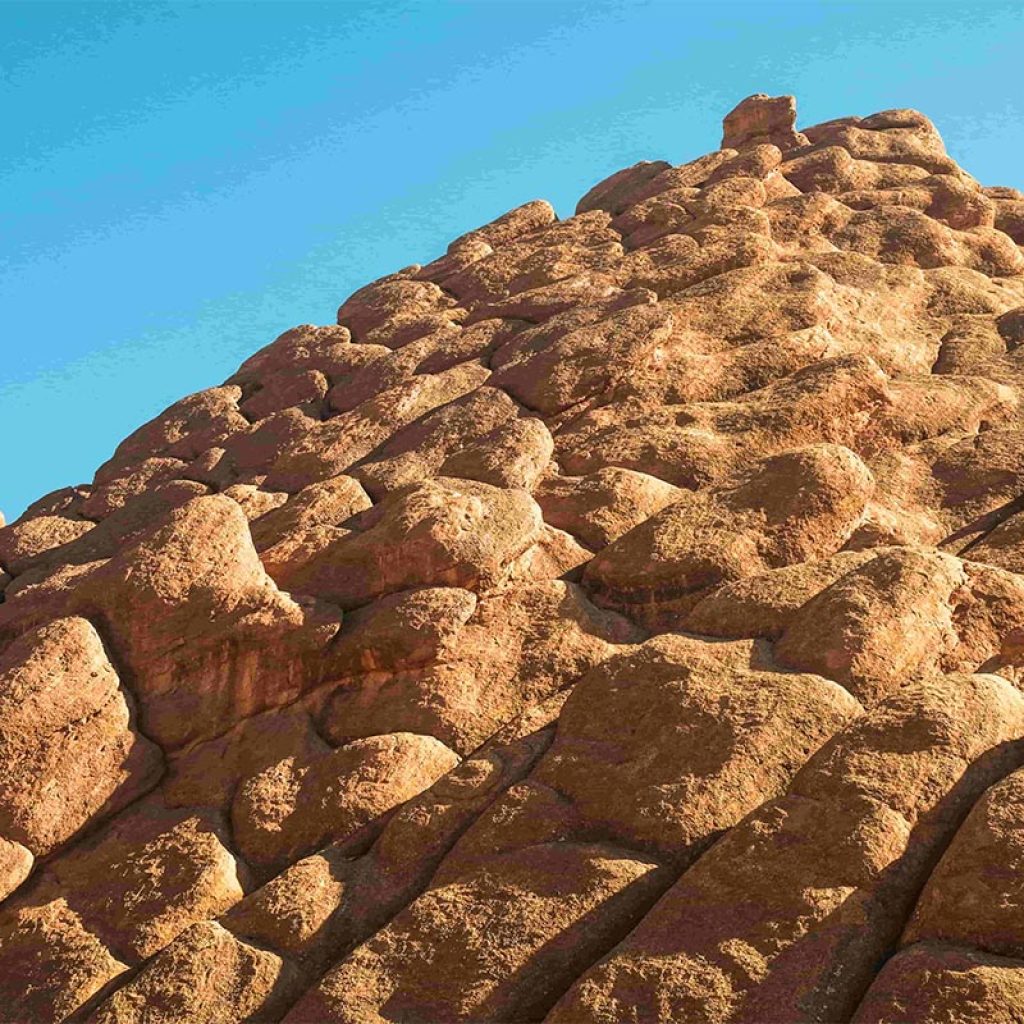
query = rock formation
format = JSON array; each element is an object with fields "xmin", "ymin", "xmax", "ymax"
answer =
[{"xmin": 2, "ymin": 93, "xmax": 1024, "ymax": 1022}]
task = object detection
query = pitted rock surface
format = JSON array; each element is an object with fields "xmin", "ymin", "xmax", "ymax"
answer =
[{"xmin": 2, "ymin": 93, "xmax": 1024, "ymax": 1022}]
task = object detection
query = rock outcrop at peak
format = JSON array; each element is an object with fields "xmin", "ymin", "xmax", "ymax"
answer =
[
  {"xmin": 2, "ymin": 92, "xmax": 1024, "ymax": 1023},
  {"xmin": 721, "ymin": 92, "xmax": 809, "ymax": 152}
]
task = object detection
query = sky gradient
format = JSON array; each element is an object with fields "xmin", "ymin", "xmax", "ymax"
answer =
[{"xmin": 2, "ymin": 0, "xmax": 1023, "ymax": 521}]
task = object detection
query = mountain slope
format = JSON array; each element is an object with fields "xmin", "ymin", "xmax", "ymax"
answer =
[{"xmin": 2, "ymin": 93, "xmax": 1024, "ymax": 1023}]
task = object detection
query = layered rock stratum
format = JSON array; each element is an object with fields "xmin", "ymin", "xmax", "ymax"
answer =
[{"xmin": 2, "ymin": 93, "xmax": 1024, "ymax": 1022}]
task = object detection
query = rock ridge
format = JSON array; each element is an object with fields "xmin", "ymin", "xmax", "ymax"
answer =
[{"xmin": 2, "ymin": 92, "xmax": 1024, "ymax": 1022}]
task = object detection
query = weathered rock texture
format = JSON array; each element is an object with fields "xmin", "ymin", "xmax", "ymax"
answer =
[{"xmin": 2, "ymin": 93, "xmax": 1024, "ymax": 1022}]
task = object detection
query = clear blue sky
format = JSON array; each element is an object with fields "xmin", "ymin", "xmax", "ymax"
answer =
[{"xmin": 2, "ymin": 1, "xmax": 1023, "ymax": 522}]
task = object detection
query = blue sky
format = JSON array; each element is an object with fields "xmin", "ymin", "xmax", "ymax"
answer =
[{"xmin": 2, "ymin": 0, "xmax": 1023, "ymax": 522}]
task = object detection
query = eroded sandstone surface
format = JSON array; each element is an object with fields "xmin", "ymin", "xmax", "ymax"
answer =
[{"xmin": 3, "ymin": 93, "xmax": 1024, "ymax": 1022}]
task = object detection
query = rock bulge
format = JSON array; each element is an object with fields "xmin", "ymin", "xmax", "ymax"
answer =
[{"xmin": 2, "ymin": 93, "xmax": 1024, "ymax": 1022}]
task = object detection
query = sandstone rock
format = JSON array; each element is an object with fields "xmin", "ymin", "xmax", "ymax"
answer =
[
  {"xmin": 249, "ymin": 474, "xmax": 372, "ymax": 552},
  {"xmin": 683, "ymin": 548, "xmax": 882, "ymax": 638},
  {"xmin": 443, "ymin": 211, "xmax": 622, "ymax": 306},
  {"xmin": 83, "ymin": 456, "xmax": 194, "ymax": 519},
  {"xmin": 520, "ymin": 633, "xmax": 861, "ymax": 862},
  {"xmin": 503, "ymin": 522, "xmax": 592, "ymax": 584},
  {"xmin": 0, "ymin": 898, "xmax": 127, "ymax": 1023},
  {"xmin": 36, "ymin": 800, "xmax": 249, "ymax": 962},
  {"xmin": 0, "ymin": 837, "xmax": 32, "ymax": 902},
  {"xmin": 903, "ymin": 766, "xmax": 1024, "ymax": 959},
  {"xmin": 0, "ymin": 617, "xmax": 162, "ymax": 856},
  {"xmin": 583, "ymin": 443, "xmax": 874, "ymax": 628},
  {"xmin": 68, "ymin": 495, "xmax": 342, "ymax": 748},
  {"xmin": 439, "ymin": 634, "xmax": 855, "ymax": 870},
  {"xmin": 491, "ymin": 299, "xmax": 675, "ymax": 415},
  {"xmin": 967, "ymin": 510, "xmax": 1024, "ymax": 573},
  {"xmin": 271, "ymin": 477, "xmax": 543, "ymax": 607},
  {"xmin": 353, "ymin": 385, "xmax": 520, "ymax": 496},
  {"xmin": 0, "ymin": 558, "xmax": 108, "ymax": 644},
  {"xmin": 322, "ymin": 585, "xmax": 478, "ymax": 676},
  {"xmin": 220, "ymin": 406, "xmax": 320, "ymax": 478},
  {"xmin": 12, "ymin": 91, "xmax": 1024, "ymax": 1019},
  {"xmin": 336, "ymin": 277, "xmax": 458, "ymax": 339},
  {"xmin": 101, "ymin": 386, "xmax": 248, "ymax": 473},
  {"xmin": 775, "ymin": 547, "xmax": 1024, "ymax": 702},
  {"xmin": 86, "ymin": 921, "xmax": 302, "ymax": 1024},
  {"xmin": 162, "ymin": 705, "xmax": 330, "ymax": 811},
  {"xmin": 863, "ymin": 426, "xmax": 1024, "ymax": 549},
  {"xmin": 264, "ymin": 361, "xmax": 490, "ymax": 491},
  {"xmin": 318, "ymin": 580, "xmax": 640, "ymax": 754},
  {"xmin": 534, "ymin": 467, "xmax": 682, "ymax": 550},
  {"xmin": 465, "ymin": 272, "xmax": 621, "ymax": 324},
  {"xmin": 221, "ymin": 844, "xmax": 357, "ymax": 966},
  {"xmin": 17, "ymin": 484, "xmax": 216, "ymax": 579},
  {"xmin": 286, "ymin": 842, "xmax": 666, "ymax": 1024},
  {"xmin": 0, "ymin": 513, "xmax": 95, "ymax": 575},
  {"xmin": 438, "ymin": 415, "xmax": 553, "ymax": 490},
  {"xmin": 448, "ymin": 198, "xmax": 556, "ymax": 251},
  {"xmin": 230, "ymin": 732, "xmax": 459, "ymax": 871},
  {"xmin": 721, "ymin": 93, "xmax": 809, "ymax": 152},
  {"xmin": 575, "ymin": 160, "xmax": 672, "ymax": 215},
  {"xmin": 993, "ymin": 196, "xmax": 1024, "ymax": 244},
  {"xmin": 230, "ymin": 323, "xmax": 351, "ymax": 383},
  {"xmin": 550, "ymin": 673, "xmax": 1024, "ymax": 1023},
  {"xmin": 224, "ymin": 697, "xmax": 564, "ymax": 973},
  {"xmin": 239, "ymin": 367, "xmax": 329, "ymax": 420},
  {"xmin": 290, "ymin": 635, "xmax": 859, "ymax": 1023},
  {"xmin": 852, "ymin": 943, "xmax": 1024, "ymax": 1024},
  {"xmin": 997, "ymin": 306, "xmax": 1024, "ymax": 349}
]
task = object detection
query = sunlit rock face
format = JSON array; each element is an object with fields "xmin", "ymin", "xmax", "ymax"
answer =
[{"xmin": 3, "ymin": 93, "xmax": 1024, "ymax": 1023}]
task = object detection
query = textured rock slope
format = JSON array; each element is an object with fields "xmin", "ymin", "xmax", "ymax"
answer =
[{"xmin": 3, "ymin": 93, "xmax": 1024, "ymax": 1022}]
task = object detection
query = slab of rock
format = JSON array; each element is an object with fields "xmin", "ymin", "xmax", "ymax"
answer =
[
  {"xmin": 230, "ymin": 732, "xmax": 459, "ymax": 871},
  {"xmin": 69, "ymin": 495, "xmax": 342, "ymax": 748},
  {"xmin": 228, "ymin": 323, "xmax": 352, "ymax": 383},
  {"xmin": 86, "ymin": 921, "xmax": 302, "ymax": 1024},
  {"xmin": 775, "ymin": 547, "xmax": 1024, "ymax": 702},
  {"xmin": 0, "ymin": 616, "xmax": 162, "ymax": 856},
  {"xmin": 721, "ymin": 93, "xmax": 809, "ymax": 152},
  {"xmin": 683, "ymin": 548, "xmax": 882, "ymax": 638},
  {"xmin": 318, "ymin": 580, "xmax": 640, "ymax": 754},
  {"xmin": 903, "ymin": 766, "xmax": 1024, "ymax": 959},
  {"xmin": 0, "ymin": 513, "xmax": 95, "ymax": 575},
  {"xmin": 0, "ymin": 837, "xmax": 32, "ymax": 902},
  {"xmin": 516, "ymin": 633, "xmax": 861, "ymax": 863},
  {"xmin": 549, "ymin": 673, "xmax": 1024, "ymax": 1024},
  {"xmin": 0, "ymin": 898, "xmax": 127, "ymax": 1024},
  {"xmin": 224, "ymin": 697, "xmax": 564, "ymax": 973},
  {"xmin": 534, "ymin": 467, "xmax": 682, "ymax": 550},
  {"xmin": 264, "ymin": 362, "xmax": 490, "ymax": 492},
  {"xmin": 852, "ymin": 942, "xmax": 1024, "ymax": 1024},
  {"xmin": 583, "ymin": 443, "xmax": 874, "ymax": 628},
  {"xmin": 272, "ymin": 477, "xmax": 543, "ymax": 608},
  {"xmin": 34, "ymin": 800, "xmax": 250, "ymax": 963},
  {"xmin": 967, "ymin": 510, "xmax": 1024, "ymax": 574},
  {"xmin": 575, "ymin": 160, "xmax": 672, "ymax": 215},
  {"xmin": 162, "ymin": 704, "xmax": 331, "ymax": 811},
  {"xmin": 491, "ymin": 301, "xmax": 676, "ymax": 415},
  {"xmin": 285, "ymin": 842, "xmax": 667, "ymax": 1024}
]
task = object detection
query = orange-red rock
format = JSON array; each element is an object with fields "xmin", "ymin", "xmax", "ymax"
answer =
[
  {"xmin": 230, "ymin": 732, "xmax": 459, "ymax": 871},
  {"xmin": 550, "ymin": 673, "xmax": 1024, "ymax": 1024},
  {"xmin": 0, "ymin": 617, "xmax": 162, "ymax": 856},
  {"xmin": 7, "ymin": 92, "xmax": 1024, "ymax": 1022},
  {"xmin": 86, "ymin": 921, "xmax": 302, "ymax": 1024},
  {"xmin": 852, "ymin": 943, "xmax": 1024, "ymax": 1024}
]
